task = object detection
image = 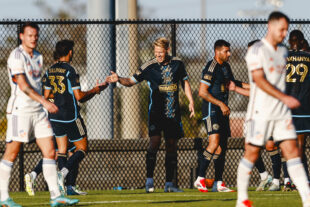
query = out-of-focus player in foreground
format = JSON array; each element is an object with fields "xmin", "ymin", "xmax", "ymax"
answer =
[
  {"xmin": 1, "ymin": 22, "xmax": 78, "ymax": 207},
  {"xmin": 107, "ymin": 37, "xmax": 195, "ymax": 193},
  {"xmin": 236, "ymin": 12, "xmax": 310, "ymax": 207}
]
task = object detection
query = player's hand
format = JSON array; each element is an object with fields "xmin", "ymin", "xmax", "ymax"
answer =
[
  {"xmin": 227, "ymin": 81, "xmax": 236, "ymax": 91},
  {"xmin": 281, "ymin": 95, "xmax": 300, "ymax": 109},
  {"xmin": 43, "ymin": 100, "xmax": 59, "ymax": 114},
  {"xmin": 219, "ymin": 102, "xmax": 230, "ymax": 116},
  {"xmin": 188, "ymin": 101, "xmax": 195, "ymax": 118},
  {"xmin": 107, "ymin": 71, "xmax": 119, "ymax": 83}
]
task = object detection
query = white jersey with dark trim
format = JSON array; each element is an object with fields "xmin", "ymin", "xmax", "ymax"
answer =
[
  {"xmin": 245, "ymin": 38, "xmax": 291, "ymax": 120},
  {"xmin": 7, "ymin": 45, "xmax": 43, "ymax": 113}
]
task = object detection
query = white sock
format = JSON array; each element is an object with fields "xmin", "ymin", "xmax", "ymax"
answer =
[
  {"xmin": 42, "ymin": 158, "xmax": 61, "ymax": 199},
  {"xmin": 259, "ymin": 171, "xmax": 268, "ymax": 181},
  {"xmin": 287, "ymin": 157, "xmax": 310, "ymax": 202},
  {"xmin": 61, "ymin": 167, "xmax": 69, "ymax": 179},
  {"xmin": 197, "ymin": 176, "xmax": 204, "ymax": 181},
  {"xmin": 31, "ymin": 171, "xmax": 37, "ymax": 180},
  {"xmin": 272, "ymin": 178, "xmax": 280, "ymax": 186},
  {"xmin": 237, "ymin": 158, "xmax": 254, "ymax": 203},
  {"xmin": 284, "ymin": 177, "xmax": 291, "ymax": 184},
  {"xmin": 217, "ymin": 181, "xmax": 223, "ymax": 188},
  {"xmin": 0, "ymin": 160, "xmax": 13, "ymax": 201}
]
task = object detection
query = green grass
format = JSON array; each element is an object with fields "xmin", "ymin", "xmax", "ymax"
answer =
[{"xmin": 8, "ymin": 188, "xmax": 302, "ymax": 207}]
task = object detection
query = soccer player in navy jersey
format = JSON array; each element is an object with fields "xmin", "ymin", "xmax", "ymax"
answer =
[
  {"xmin": 283, "ymin": 29, "xmax": 310, "ymax": 189},
  {"xmin": 194, "ymin": 40, "xmax": 249, "ymax": 193},
  {"xmin": 107, "ymin": 37, "xmax": 195, "ymax": 193},
  {"xmin": 40, "ymin": 40, "xmax": 108, "ymax": 195}
]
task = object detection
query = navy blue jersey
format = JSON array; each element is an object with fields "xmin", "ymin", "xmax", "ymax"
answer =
[
  {"xmin": 286, "ymin": 50, "xmax": 310, "ymax": 116},
  {"xmin": 131, "ymin": 56, "xmax": 188, "ymax": 119},
  {"xmin": 200, "ymin": 59, "xmax": 236, "ymax": 118},
  {"xmin": 42, "ymin": 62, "xmax": 81, "ymax": 122}
]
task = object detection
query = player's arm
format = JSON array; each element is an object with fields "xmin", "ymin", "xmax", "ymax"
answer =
[
  {"xmin": 252, "ymin": 68, "xmax": 300, "ymax": 109},
  {"xmin": 228, "ymin": 81, "xmax": 250, "ymax": 97},
  {"xmin": 198, "ymin": 82, "xmax": 230, "ymax": 116},
  {"xmin": 107, "ymin": 71, "xmax": 136, "ymax": 87},
  {"xmin": 73, "ymin": 80, "xmax": 109, "ymax": 103},
  {"xmin": 15, "ymin": 74, "xmax": 58, "ymax": 113},
  {"xmin": 182, "ymin": 79, "xmax": 195, "ymax": 118}
]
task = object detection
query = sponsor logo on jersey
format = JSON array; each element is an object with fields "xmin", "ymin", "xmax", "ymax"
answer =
[{"xmin": 159, "ymin": 84, "xmax": 177, "ymax": 92}]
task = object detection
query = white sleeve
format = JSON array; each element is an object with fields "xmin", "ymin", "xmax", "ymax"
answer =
[
  {"xmin": 8, "ymin": 52, "xmax": 25, "ymax": 75},
  {"xmin": 245, "ymin": 46, "xmax": 263, "ymax": 72}
]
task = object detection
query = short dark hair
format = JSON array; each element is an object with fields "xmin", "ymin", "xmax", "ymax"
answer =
[
  {"xmin": 247, "ymin": 39, "xmax": 260, "ymax": 48},
  {"xmin": 53, "ymin": 40, "xmax": 74, "ymax": 60},
  {"xmin": 268, "ymin": 11, "xmax": 290, "ymax": 23},
  {"xmin": 214, "ymin": 40, "xmax": 230, "ymax": 51},
  {"xmin": 289, "ymin": 30, "xmax": 304, "ymax": 41},
  {"xmin": 20, "ymin": 22, "xmax": 39, "ymax": 33}
]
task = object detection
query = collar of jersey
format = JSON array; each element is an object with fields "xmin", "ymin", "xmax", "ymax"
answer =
[{"xmin": 19, "ymin": 45, "xmax": 39, "ymax": 59}]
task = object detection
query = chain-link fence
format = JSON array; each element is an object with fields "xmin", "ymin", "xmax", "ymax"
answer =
[{"xmin": 0, "ymin": 20, "xmax": 309, "ymax": 191}]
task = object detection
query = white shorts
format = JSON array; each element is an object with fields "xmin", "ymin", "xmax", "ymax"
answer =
[
  {"xmin": 6, "ymin": 109, "xmax": 53, "ymax": 143},
  {"xmin": 245, "ymin": 118, "xmax": 296, "ymax": 147}
]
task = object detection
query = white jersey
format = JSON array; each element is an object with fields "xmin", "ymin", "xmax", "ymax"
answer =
[
  {"xmin": 245, "ymin": 38, "xmax": 291, "ymax": 120},
  {"xmin": 7, "ymin": 45, "xmax": 43, "ymax": 114}
]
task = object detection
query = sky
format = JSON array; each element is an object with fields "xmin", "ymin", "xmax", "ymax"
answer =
[{"xmin": 0, "ymin": 0, "xmax": 309, "ymax": 20}]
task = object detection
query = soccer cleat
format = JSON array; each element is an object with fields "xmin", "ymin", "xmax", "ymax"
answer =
[
  {"xmin": 50, "ymin": 195, "xmax": 79, "ymax": 207},
  {"xmin": 213, "ymin": 181, "xmax": 235, "ymax": 192},
  {"xmin": 25, "ymin": 173, "xmax": 35, "ymax": 196},
  {"xmin": 145, "ymin": 178, "xmax": 155, "ymax": 193},
  {"xmin": 0, "ymin": 198, "xmax": 22, "ymax": 207},
  {"xmin": 256, "ymin": 175, "xmax": 272, "ymax": 191},
  {"xmin": 282, "ymin": 182, "xmax": 292, "ymax": 192},
  {"xmin": 66, "ymin": 185, "xmax": 87, "ymax": 195},
  {"xmin": 57, "ymin": 171, "xmax": 66, "ymax": 196},
  {"xmin": 291, "ymin": 183, "xmax": 297, "ymax": 191},
  {"xmin": 164, "ymin": 182, "xmax": 184, "ymax": 192},
  {"xmin": 268, "ymin": 183, "xmax": 280, "ymax": 191},
  {"xmin": 236, "ymin": 200, "xmax": 254, "ymax": 207},
  {"xmin": 194, "ymin": 177, "xmax": 208, "ymax": 192}
]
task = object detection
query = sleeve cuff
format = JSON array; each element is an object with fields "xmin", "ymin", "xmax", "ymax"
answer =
[
  {"xmin": 200, "ymin": 80, "xmax": 211, "ymax": 86},
  {"xmin": 183, "ymin": 76, "xmax": 189, "ymax": 81},
  {"xmin": 72, "ymin": 86, "xmax": 81, "ymax": 90},
  {"xmin": 130, "ymin": 76, "xmax": 138, "ymax": 84}
]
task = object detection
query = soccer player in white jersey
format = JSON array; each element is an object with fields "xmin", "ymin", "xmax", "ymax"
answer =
[
  {"xmin": 236, "ymin": 12, "xmax": 310, "ymax": 207},
  {"xmin": 1, "ymin": 22, "xmax": 79, "ymax": 207}
]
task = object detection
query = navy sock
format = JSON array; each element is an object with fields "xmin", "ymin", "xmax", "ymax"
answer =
[
  {"xmin": 269, "ymin": 150, "xmax": 281, "ymax": 179},
  {"xmin": 33, "ymin": 159, "xmax": 43, "ymax": 175},
  {"xmin": 255, "ymin": 156, "xmax": 266, "ymax": 173},
  {"xmin": 66, "ymin": 161, "xmax": 79, "ymax": 186},
  {"xmin": 198, "ymin": 150, "xmax": 213, "ymax": 177},
  {"xmin": 146, "ymin": 149, "xmax": 157, "ymax": 178},
  {"xmin": 214, "ymin": 152, "xmax": 225, "ymax": 181},
  {"xmin": 65, "ymin": 150, "xmax": 85, "ymax": 170},
  {"xmin": 282, "ymin": 157, "xmax": 289, "ymax": 179},
  {"xmin": 165, "ymin": 152, "xmax": 177, "ymax": 182},
  {"xmin": 57, "ymin": 153, "xmax": 67, "ymax": 170}
]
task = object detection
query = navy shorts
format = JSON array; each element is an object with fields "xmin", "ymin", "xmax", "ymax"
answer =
[
  {"xmin": 292, "ymin": 116, "xmax": 310, "ymax": 134},
  {"xmin": 51, "ymin": 116, "xmax": 87, "ymax": 142},
  {"xmin": 148, "ymin": 114, "xmax": 184, "ymax": 139},
  {"xmin": 203, "ymin": 108, "xmax": 230, "ymax": 137}
]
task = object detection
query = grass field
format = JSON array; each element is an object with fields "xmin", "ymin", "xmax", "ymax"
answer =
[{"xmin": 9, "ymin": 188, "xmax": 302, "ymax": 207}]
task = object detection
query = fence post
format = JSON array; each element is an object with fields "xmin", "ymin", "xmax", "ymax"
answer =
[
  {"xmin": 17, "ymin": 20, "xmax": 25, "ymax": 192},
  {"xmin": 171, "ymin": 21, "xmax": 176, "ymax": 56},
  {"xmin": 170, "ymin": 21, "xmax": 179, "ymax": 187}
]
